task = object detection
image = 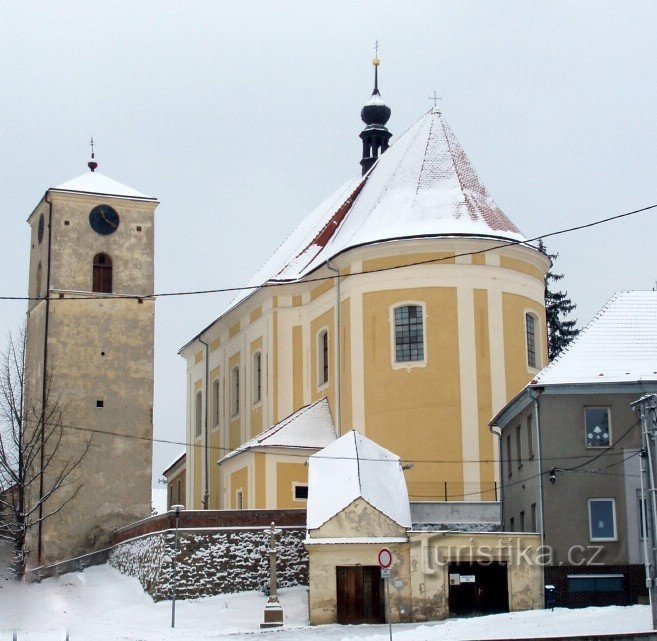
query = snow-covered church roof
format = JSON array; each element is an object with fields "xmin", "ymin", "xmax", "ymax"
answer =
[
  {"xmin": 307, "ymin": 430, "xmax": 412, "ymax": 531},
  {"xmin": 218, "ymin": 398, "xmax": 336, "ymax": 464},
  {"xmin": 227, "ymin": 107, "xmax": 526, "ymax": 313},
  {"xmin": 535, "ymin": 290, "xmax": 657, "ymax": 386},
  {"xmin": 51, "ymin": 171, "xmax": 156, "ymax": 201}
]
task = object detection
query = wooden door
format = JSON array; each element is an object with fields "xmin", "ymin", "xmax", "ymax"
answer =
[{"xmin": 336, "ymin": 566, "xmax": 384, "ymax": 624}]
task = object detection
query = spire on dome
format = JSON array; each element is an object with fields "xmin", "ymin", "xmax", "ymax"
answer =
[
  {"xmin": 88, "ymin": 136, "xmax": 98, "ymax": 172},
  {"xmin": 359, "ymin": 47, "xmax": 392, "ymax": 175}
]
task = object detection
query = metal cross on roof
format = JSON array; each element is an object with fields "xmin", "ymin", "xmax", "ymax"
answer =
[
  {"xmin": 374, "ymin": 40, "xmax": 379, "ymax": 58},
  {"xmin": 429, "ymin": 91, "xmax": 442, "ymax": 108},
  {"xmin": 90, "ymin": 136, "xmax": 95, "ymax": 157}
]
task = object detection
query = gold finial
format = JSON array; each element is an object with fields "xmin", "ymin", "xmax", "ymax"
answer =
[{"xmin": 373, "ymin": 39, "xmax": 380, "ymax": 66}]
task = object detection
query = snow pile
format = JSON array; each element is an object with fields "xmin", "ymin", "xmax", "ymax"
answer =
[{"xmin": 0, "ymin": 557, "xmax": 653, "ymax": 641}]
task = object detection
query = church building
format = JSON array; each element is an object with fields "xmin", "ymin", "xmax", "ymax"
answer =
[{"xmin": 179, "ymin": 60, "xmax": 549, "ymax": 511}]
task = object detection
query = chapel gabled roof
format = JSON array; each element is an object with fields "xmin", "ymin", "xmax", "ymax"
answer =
[
  {"xmin": 534, "ymin": 290, "xmax": 657, "ymax": 386},
  {"xmin": 218, "ymin": 397, "xmax": 336, "ymax": 464},
  {"xmin": 51, "ymin": 171, "xmax": 156, "ymax": 201},
  {"xmin": 306, "ymin": 430, "xmax": 412, "ymax": 531},
  {"xmin": 223, "ymin": 108, "xmax": 526, "ymax": 315}
]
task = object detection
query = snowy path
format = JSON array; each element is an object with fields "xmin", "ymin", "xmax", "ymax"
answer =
[{"xmin": 0, "ymin": 563, "xmax": 653, "ymax": 641}]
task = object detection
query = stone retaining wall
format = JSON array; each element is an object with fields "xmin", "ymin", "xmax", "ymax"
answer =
[{"xmin": 109, "ymin": 526, "xmax": 308, "ymax": 601}]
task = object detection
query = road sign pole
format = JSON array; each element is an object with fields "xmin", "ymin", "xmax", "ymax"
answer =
[{"xmin": 386, "ymin": 574, "xmax": 393, "ymax": 641}]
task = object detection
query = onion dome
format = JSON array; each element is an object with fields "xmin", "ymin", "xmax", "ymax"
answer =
[{"xmin": 361, "ymin": 59, "xmax": 391, "ymax": 126}]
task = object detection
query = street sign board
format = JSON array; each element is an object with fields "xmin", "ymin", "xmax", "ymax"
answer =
[
  {"xmin": 460, "ymin": 575, "xmax": 476, "ymax": 583},
  {"xmin": 381, "ymin": 568, "xmax": 391, "ymax": 578},
  {"xmin": 378, "ymin": 548, "xmax": 393, "ymax": 569}
]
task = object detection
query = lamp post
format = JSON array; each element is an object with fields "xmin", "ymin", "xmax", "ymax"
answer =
[{"xmin": 171, "ymin": 504, "xmax": 185, "ymax": 628}]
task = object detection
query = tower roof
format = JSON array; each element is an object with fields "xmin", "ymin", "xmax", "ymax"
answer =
[
  {"xmin": 51, "ymin": 171, "xmax": 156, "ymax": 201},
  {"xmin": 222, "ymin": 107, "xmax": 527, "ymax": 315}
]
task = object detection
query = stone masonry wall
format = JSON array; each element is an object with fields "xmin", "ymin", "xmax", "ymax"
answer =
[{"xmin": 109, "ymin": 526, "xmax": 308, "ymax": 601}]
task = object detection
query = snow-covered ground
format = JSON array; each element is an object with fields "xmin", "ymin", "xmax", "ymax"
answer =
[{"xmin": 0, "ymin": 553, "xmax": 653, "ymax": 641}]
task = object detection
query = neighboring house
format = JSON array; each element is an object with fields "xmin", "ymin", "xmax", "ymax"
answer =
[
  {"xmin": 305, "ymin": 430, "xmax": 542, "ymax": 624},
  {"xmin": 490, "ymin": 291, "xmax": 657, "ymax": 607},
  {"xmin": 163, "ymin": 451, "xmax": 186, "ymax": 511},
  {"xmin": 179, "ymin": 62, "xmax": 549, "ymax": 510},
  {"xmin": 217, "ymin": 398, "xmax": 336, "ymax": 509}
]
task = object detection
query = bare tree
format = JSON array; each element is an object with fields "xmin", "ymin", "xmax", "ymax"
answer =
[{"xmin": 0, "ymin": 324, "xmax": 91, "ymax": 577}]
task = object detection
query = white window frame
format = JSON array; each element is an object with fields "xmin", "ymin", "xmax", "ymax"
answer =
[
  {"xmin": 588, "ymin": 498, "xmax": 617, "ymax": 542},
  {"xmin": 230, "ymin": 365, "xmax": 240, "ymax": 418},
  {"xmin": 252, "ymin": 351, "xmax": 262, "ymax": 406},
  {"xmin": 194, "ymin": 390, "xmax": 202, "ymax": 439},
  {"xmin": 389, "ymin": 301, "xmax": 427, "ymax": 370},
  {"xmin": 524, "ymin": 310, "xmax": 541, "ymax": 371},
  {"xmin": 292, "ymin": 483, "xmax": 309, "ymax": 502},
  {"xmin": 584, "ymin": 406, "xmax": 612, "ymax": 449},
  {"xmin": 317, "ymin": 328, "xmax": 329, "ymax": 389}
]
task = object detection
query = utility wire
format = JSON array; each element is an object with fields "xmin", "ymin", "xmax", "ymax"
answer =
[{"xmin": 1, "ymin": 203, "xmax": 655, "ymax": 302}]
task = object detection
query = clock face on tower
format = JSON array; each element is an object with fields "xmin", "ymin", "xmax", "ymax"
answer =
[{"xmin": 89, "ymin": 204, "xmax": 120, "ymax": 235}]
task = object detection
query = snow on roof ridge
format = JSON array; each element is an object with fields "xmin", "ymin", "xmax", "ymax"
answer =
[{"xmin": 52, "ymin": 170, "xmax": 154, "ymax": 200}]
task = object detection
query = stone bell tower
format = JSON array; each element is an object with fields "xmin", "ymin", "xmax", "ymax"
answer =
[{"xmin": 24, "ymin": 155, "xmax": 157, "ymax": 567}]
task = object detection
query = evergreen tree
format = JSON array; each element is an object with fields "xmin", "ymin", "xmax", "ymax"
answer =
[{"xmin": 538, "ymin": 239, "xmax": 579, "ymax": 360}]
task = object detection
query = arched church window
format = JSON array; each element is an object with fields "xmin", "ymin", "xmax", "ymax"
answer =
[
  {"xmin": 231, "ymin": 366, "xmax": 240, "ymax": 417},
  {"xmin": 318, "ymin": 330, "xmax": 329, "ymax": 386},
  {"xmin": 35, "ymin": 261, "xmax": 42, "ymax": 298},
  {"xmin": 252, "ymin": 352, "xmax": 262, "ymax": 404},
  {"xmin": 212, "ymin": 379, "xmax": 220, "ymax": 428},
  {"xmin": 393, "ymin": 304, "xmax": 425, "ymax": 363},
  {"xmin": 526, "ymin": 313, "xmax": 538, "ymax": 368},
  {"xmin": 195, "ymin": 390, "xmax": 202, "ymax": 438},
  {"xmin": 92, "ymin": 253, "xmax": 113, "ymax": 293}
]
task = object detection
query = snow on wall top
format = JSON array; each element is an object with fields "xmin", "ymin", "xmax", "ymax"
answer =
[
  {"xmin": 218, "ymin": 397, "xmax": 336, "ymax": 463},
  {"xmin": 53, "ymin": 171, "xmax": 155, "ymax": 200},
  {"xmin": 306, "ymin": 430, "xmax": 412, "ymax": 531},
  {"xmin": 535, "ymin": 291, "xmax": 657, "ymax": 386}
]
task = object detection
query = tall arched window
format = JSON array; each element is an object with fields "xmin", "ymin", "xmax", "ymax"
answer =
[
  {"xmin": 526, "ymin": 313, "xmax": 538, "ymax": 368},
  {"xmin": 252, "ymin": 352, "xmax": 262, "ymax": 404},
  {"xmin": 231, "ymin": 366, "xmax": 240, "ymax": 417},
  {"xmin": 92, "ymin": 253, "xmax": 112, "ymax": 293},
  {"xmin": 394, "ymin": 304, "xmax": 425, "ymax": 363},
  {"xmin": 212, "ymin": 379, "xmax": 220, "ymax": 427},
  {"xmin": 194, "ymin": 390, "xmax": 202, "ymax": 438},
  {"xmin": 318, "ymin": 330, "xmax": 329, "ymax": 386}
]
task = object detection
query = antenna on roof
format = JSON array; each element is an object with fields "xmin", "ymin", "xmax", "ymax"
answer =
[{"xmin": 88, "ymin": 136, "xmax": 98, "ymax": 172}]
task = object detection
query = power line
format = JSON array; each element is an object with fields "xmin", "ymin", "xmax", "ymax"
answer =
[{"xmin": 2, "ymin": 202, "xmax": 655, "ymax": 302}]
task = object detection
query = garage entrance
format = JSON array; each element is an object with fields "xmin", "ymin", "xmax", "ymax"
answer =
[
  {"xmin": 448, "ymin": 562, "xmax": 509, "ymax": 616},
  {"xmin": 336, "ymin": 566, "xmax": 385, "ymax": 624}
]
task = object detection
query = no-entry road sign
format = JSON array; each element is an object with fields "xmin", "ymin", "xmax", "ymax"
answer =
[{"xmin": 378, "ymin": 548, "xmax": 393, "ymax": 569}]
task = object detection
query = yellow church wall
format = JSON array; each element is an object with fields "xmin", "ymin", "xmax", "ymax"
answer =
[
  {"xmin": 310, "ymin": 279, "xmax": 334, "ymax": 301},
  {"xmin": 210, "ymin": 337, "xmax": 221, "ymax": 352},
  {"xmin": 340, "ymin": 297, "xmax": 352, "ymax": 431},
  {"xmin": 255, "ymin": 453, "xmax": 266, "ymax": 509},
  {"xmin": 474, "ymin": 289, "xmax": 495, "ymax": 496},
  {"xmin": 276, "ymin": 462, "xmax": 308, "ymax": 509},
  {"xmin": 230, "ymin": 465, "xmax": 249, "ymax": 509},
  {"xmin": 250, "ymin": 337, "xmax": 263, "ymax": 438},
  {"xmin": 362, "ymin": 286, "xmax": 463, "ymax": 501},
  {"xmin": 208, "ymin": 419, "xmax": 221, "ymax": 510},
  {"xmin": 250, "ymin": 306, "xmax": 262, "ymax": 323},
  {"xmin": 362, "ymin": 251, "xmax": 455, "ymax": 272},
  {"xmin": 272, "ymin": 310, "xmax": 279, "ymax": 423},
  {"xmin": 500, "ymin": 256, "xmax": 545, "ymax": 281},
  {"xmin": 502, "ymin": 293, "xmax": 546, "ymax": 400},
  {"xmin": 292, "ymin": 325, "xmax": 303, "ymax": 410}
]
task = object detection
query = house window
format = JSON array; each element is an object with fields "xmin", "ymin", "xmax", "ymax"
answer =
[
  {"xmin": 394, "ymin": 304, "xmax": 424, "ymax": 363},
  {"xmin": 585, "ymin": 407, "xmax": 611, "ymax": 448},
  {"xmin": 588, "ymin": 498, "xmax": 617, "ymax": 541},
  {"xmin": 235, "ymin": 489, "xmax": 243, "ymax": 510},
  {"xmin": 520, "ymin": 510, "xmax": 525, "ymax": 531},
  {"xmin": 252, "ymin": 352, "xmax": 262, "ymax": 404},
  {"xmin": 92, "ymin": 253, "xmax": 113, "ymax": 293},
  {"xmin": 509, "ymin": 517, "xmax": 515, "ymax": 532},
  {"xmin": 194, "ymin": 390, "xmax": 202, "ymax": 437},
  {"xmin": 525, "ymin": 313, "xmax": 537, "ymax": 368},
  {"xmin": 231, "ymin": 366, "xmax": 240, "ymax": 417},
  {"xmin": 516, "ymin": 425, "xmax": 523, "ymax": 468},
  {"xmin": 294, "ymin": 484, "xmax": 309, "ymax": 500},
  {"xmin": 568, "ymin": 575, "xmax": 623, "ymax": 593},
  {"xmin": 318, "ymin": 330, "xmax": 329, "ymax": 386},
  {"xmin": 506, "ymin": 434, "xmax": 512, "ymax": 477},
  {"xmin": 527, "ymin": 414, "xmax": 534, "ymax": 459},
  {"xmin": 531, "ymin": 503, "xmax": 537, "ymax": 532},
  {"xmin": 212, "ymin": 379, "xmax": 220, "ymax": 427}
]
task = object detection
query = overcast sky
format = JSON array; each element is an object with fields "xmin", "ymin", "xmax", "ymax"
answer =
[{"xmin": 1, "ymin": 1, "xmax": 656, "ymax": 485}]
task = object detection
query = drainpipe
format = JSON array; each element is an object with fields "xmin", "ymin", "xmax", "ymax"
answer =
[
  {"xmin": 528, "ymin": 387, "xmax": 546, "ymax": 607},
  {"xmin": 37, "ymin": 193, "xmax": 54, "ymax": 565},
  {"xmin": 198, "ymin": 335, "xmax": 210, "ymax": 510},
  {"xmin": 326, "ymin": 259, "xmax": 342, "ymax": 436},
  {"xmin": 489, "ymin": 424, "xmax": 504, "ymax": 526}
]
